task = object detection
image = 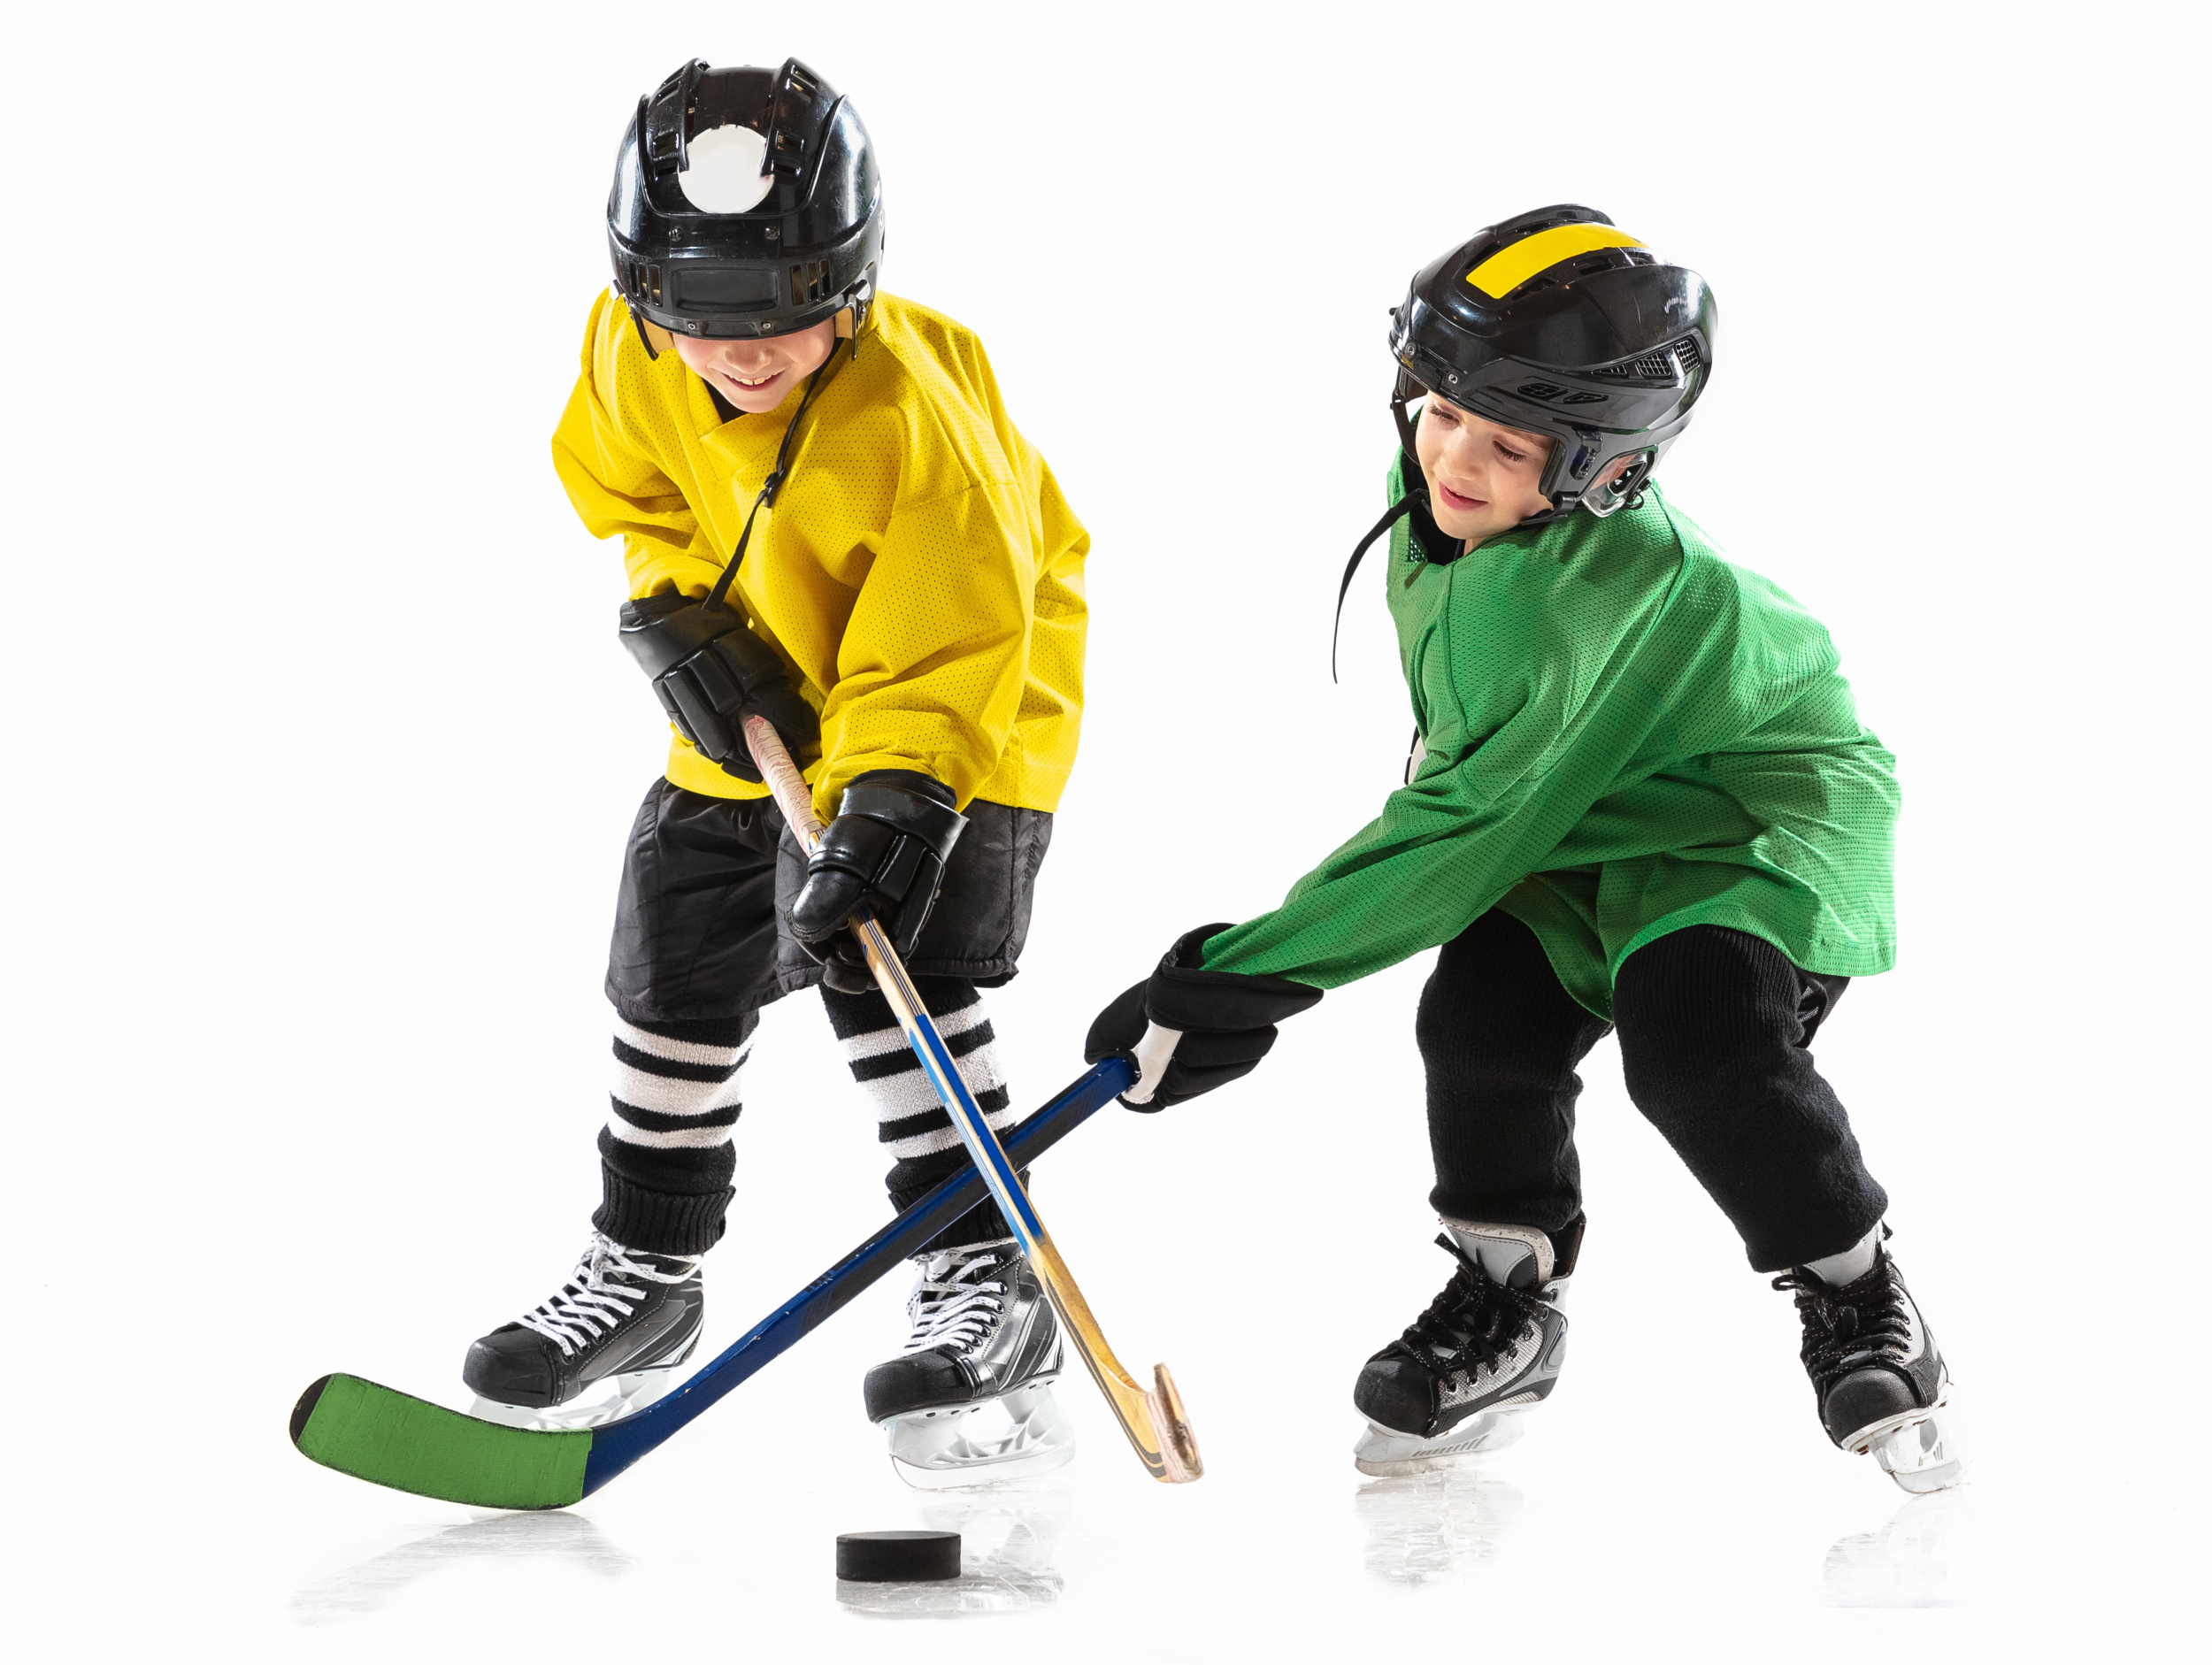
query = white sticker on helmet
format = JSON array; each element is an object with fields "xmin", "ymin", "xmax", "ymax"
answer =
[{"xmin": 678, "ymin": 125, "xmax": 774, "ymax": 214}]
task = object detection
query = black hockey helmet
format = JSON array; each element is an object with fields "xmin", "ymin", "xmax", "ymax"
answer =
[
  {"xmin": 1388, "ymin": 205, "xmax": 1717, "ymax": 521},
  {"xmin": 608, "ymin": 58, "xmax": 883, "ymax": 359}
]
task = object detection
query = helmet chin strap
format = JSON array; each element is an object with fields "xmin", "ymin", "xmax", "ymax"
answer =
[
  {"xmin": 1389, "ymin": 373, "xmax": 1425, "ymax": 470},
  {"xmin": 632, "ymin": 312, "xmax": 678, "ymax": 361}
]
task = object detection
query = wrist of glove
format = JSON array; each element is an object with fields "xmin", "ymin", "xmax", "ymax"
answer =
[
  {"xmin": 618, "ymin": 593, "xmax": 819, "ymax": 782},
  {"xmin": 1084, "ymin": 925, "xmax": 1323, "ymax": 1110},
  {"xmin": 787, "ymin": 771, "xmax": 967, "ymax": 994}
]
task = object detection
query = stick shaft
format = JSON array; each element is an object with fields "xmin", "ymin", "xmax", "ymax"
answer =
[
  {"xmin": 743, "ymin": 717, "xmax": 1199, "ymax": 1483},
  {"xmin": 290, "ymin": 1059, "xmax": 1133, "ymax": 1508},
  {"xmin": 579, "ymin": 1056, "xmax": 1129, "ymax": 1496}
]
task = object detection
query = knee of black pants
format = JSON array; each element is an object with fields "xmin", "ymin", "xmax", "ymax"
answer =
[
  {"xmin": 1419, "ymin": 910, "xmax": 1611, "ymax": 1236},
  {"xmin": 1612, "ymin": 925, "xmax": 1887, "ymax": 1271}
]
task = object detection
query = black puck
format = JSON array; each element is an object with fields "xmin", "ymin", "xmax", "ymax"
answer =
[{"xmin": 835, "ymin": 1530, "xmax": 962, "ymax": 1583}]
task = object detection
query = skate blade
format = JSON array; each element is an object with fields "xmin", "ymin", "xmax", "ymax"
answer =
[
  {"xmin": 884, "ymin": 1384, "xmax": 1079, "ymax": 1491},
  {"xmin": 1853, "ymin": 1400, "xmax": 1966, "ymax": 1494},
  {"xmin": 466, "ymin": 1359, "xmax": 691, "ymax": 1431},
  {"xmin": 1352, "ymin": 1411, "xmax": 1527, "ymax": 1477}
]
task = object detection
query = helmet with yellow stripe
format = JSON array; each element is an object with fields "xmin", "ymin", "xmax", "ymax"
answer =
[{"xmin": 1388, "ymin": 204, "xmax": 1716, "ymax": 523}]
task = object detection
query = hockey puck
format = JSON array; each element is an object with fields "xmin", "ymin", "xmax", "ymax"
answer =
[{"xmin": 835, "ymin": 1531, "xmax": 962, "ymax": 1583}]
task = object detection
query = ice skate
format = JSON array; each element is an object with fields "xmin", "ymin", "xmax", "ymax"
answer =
[
  {"xmin": 1774, "ymin": 1237, "xmax": 1963, "ymax": 1493},
  {"xmin": 461, "ymin": 1231, "xmax": 703, "ymax": 1430},
  {"xmin": 1351, "ymin": 1219, "xmax": 1571, "ymax": 1477},
  {"xmin": 864, "ymin": 1238, "xmax": 1074, "ymax": 1489}
]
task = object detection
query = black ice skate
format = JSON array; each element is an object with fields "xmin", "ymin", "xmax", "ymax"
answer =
[
  {"xmin": 863, "ymin": 1238, "xmax": 1074, "ymax": 1488},
  {"xmin": 462, "ymin": 1231, "xmax": 703, "ymax": 1430},
  {"xmin": 1351, "ymin": 1219, "xmax": 1572, "ymax": 1477},
  {"xmin": 1774, "ymin": 1239, "xmax": 1963, "ymax": 1493}
]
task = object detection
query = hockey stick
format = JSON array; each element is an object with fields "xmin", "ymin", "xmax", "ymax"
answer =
[
  {"xmin": 742, "ymin": 715, "xmax": 1202, "ymax": 1485},
  {"xmin": 288, "ymin": 1055, "xmax": 1134, "ymax": 1509}
]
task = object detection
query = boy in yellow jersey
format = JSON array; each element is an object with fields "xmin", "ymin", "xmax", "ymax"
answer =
[{"xmin": 461, "ymin": 58, "xmax": 1089, "ymax": 1488}]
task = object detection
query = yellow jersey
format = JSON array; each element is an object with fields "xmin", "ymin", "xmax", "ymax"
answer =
[{"xmin": 552, "ymin": 289, "xmax": 1089, "ymax": 821}]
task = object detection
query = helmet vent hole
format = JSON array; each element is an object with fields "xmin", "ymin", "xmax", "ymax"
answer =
[{"xmin": 1584, "ymin": 335, "xmax": 1704, "ymax": 385}]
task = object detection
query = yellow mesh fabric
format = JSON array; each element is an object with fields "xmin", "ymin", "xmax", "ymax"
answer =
[{"xmin": 551, "ymin": 291, "xmax": 1089, "ymax": 821}]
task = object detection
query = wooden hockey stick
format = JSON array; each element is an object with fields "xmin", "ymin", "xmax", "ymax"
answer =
[{"xmin": 744, "ymin": 715, "xmax": 1202, "ymax": 1485}]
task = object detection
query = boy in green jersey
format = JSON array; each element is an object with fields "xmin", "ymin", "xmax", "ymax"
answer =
[{"xmin": 1088, "ymin": 206, "xmax": 1962, "ymax": 1494}]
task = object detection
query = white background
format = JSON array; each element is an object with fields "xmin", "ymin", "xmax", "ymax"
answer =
[{"xmin": 5, "ymin": 1, "xmax": 2205, "ymax": 1659}]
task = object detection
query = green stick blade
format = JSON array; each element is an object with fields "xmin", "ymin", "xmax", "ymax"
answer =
[{"xmin": 290, "ymin": 1374, "xmax": 591, "ymax": 1510}]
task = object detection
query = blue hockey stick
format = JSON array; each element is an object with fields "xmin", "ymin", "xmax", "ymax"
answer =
[{"xmin": 289, "ymin": 1056, "xmax": 1134, "ymax": 1509}]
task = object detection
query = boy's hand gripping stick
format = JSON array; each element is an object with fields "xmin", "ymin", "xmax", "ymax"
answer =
[{"xmin": 741, "ymin": 716, "xmax": 1202, "ymax": 1485}]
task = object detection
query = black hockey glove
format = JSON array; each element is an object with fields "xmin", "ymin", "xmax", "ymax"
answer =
[
  {"xmin": 618, "ymin": 593, "xmax": 818, "ymax": 783},
  {"xmin": 1085, "ymin": 925, "xmax": 1323, "ymax": 1110},
  {"xmin": 788, "ymin": 771, "xmax": 968, "ymax": 994}
]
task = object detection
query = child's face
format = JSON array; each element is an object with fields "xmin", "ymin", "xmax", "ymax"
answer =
[
  {"xmin": 1414, "ymin": 397, "xmax": 1558, "ymax": 545},
  {"xmin": 672, "ymin": 318, "xmax": 838, "ymax": 414}
]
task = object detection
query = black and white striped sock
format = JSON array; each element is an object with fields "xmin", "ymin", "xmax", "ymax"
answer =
[
  {"xmin": 593, "ymin": 1011, "xmax": 757, "ymax": 1257},
  {"xmin": 820, "ymin": 978, "xmax": 1024, "ymax": 1247}
]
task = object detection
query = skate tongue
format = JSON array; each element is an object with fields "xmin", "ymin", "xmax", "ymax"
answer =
[{"xmin": 1441, "ymin": 1219, "xmax": 1554, "ymax": 1290}]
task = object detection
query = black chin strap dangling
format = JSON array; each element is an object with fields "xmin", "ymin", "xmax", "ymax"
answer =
[
  {"xmin": 703, "ymin": 333, "xmax": 855, "ymax": 612},
  {"xmin": 1331, "ymin": 495, "xmax": 1418, "ymax": 684}
]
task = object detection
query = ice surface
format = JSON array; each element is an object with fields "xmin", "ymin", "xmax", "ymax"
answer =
[
  {"xmin": 1355, "ymin": 1469, "xmax": 1525, "ymax": 1585},
  {"xmin": 1822, "ymin": 1489, "xmax": 1972, "ymax": 1609}
]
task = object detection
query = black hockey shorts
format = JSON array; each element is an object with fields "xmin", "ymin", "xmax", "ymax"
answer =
[
  {"xmin": 1417, "ymin": 909, "xmax": 1888, "ymax": 1272},
  {"xmin": 606, "ymin": 778, "xmax": 1053, "ymax": 1024},
  {"xmin": 588, "ymin": 779, "xmax": 1054, "ymax": 1256}
]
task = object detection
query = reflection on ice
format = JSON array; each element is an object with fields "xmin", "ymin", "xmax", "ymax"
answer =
[
  {"xmin": 1823, "ymin": 1485, "xmax": 1971, "ymax": 1607},
  {"xmin": 290, "ymin": 1511, "xmax": 632, "ymax": 1624},
  {"xmin": 836, "ymin": 1478, "xmax": 1071, "ymax": 1618},
  {"xmin": 1355, "ymin": 1467, "xmax": 1525, "ymax": 1585}
]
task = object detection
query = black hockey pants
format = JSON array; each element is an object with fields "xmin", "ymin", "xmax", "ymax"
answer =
[
  {"xmin": 1418, "ymin": 909, "xmax": 1888, "ymax": 1272},
  {"xmin": 593, "ymin": 779, "xmax": 1051, "ymax": 1257}
]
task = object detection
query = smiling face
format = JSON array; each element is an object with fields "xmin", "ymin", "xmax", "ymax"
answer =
[
  {"xmin": 671, "ymin": 318, "xmax": 839, "ymax": 414},
  {"xmin": 1413, "ymin": 397, "xmax": 1559, "ymax": 546},
  {"xmin": 1413, "ymin": 396, "xmax": 1643, "ymax": 547}
]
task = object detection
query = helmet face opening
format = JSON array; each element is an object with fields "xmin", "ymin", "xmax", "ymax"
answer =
[
  {"xmin": 608, "ymin": 58, "xmax": 884, "ymax": 349},
  {"xmin": 1389, "ymin": 205, "xmax": 1717, "ymax": 520}
]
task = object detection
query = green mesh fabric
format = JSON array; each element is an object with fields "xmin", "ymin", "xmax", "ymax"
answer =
[
  {"xmin": 293, "ymin": 1375, "xmax": 592, "ymax": 1510},
  {"xmin": 1204, "ymin": 463, "xmax": 1897, "ymax": 1019}
]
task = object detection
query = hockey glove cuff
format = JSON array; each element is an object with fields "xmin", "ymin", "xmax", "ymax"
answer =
[
  {"xmin": 788, "ymin": 771, "xmax": 967, "ymax": 994},
  {"xmin": 1085, "ymin": 925, "xmax": 1323, "ymax": 1110},
  {"xmin": 619, "ymin": 593, "xmax": 819, "ymax": 782}
]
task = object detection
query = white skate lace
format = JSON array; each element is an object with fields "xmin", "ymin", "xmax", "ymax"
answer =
[
  {"xmin": 901, "ymin": 1242, "xmax": 1014, "ymax": 1357},
  {"xmin": 514, "ymin": 1232, "xmax": 696, "ymax": 1359}
]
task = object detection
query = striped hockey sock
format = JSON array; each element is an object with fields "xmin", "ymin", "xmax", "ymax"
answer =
[
  {"xmin": 819, "ymin": 978, "xmax": 1025, "ymax": 1248},
  {"xmin": 593, "ymin": 1011, "xmax": 757, "ymax": 1257}
]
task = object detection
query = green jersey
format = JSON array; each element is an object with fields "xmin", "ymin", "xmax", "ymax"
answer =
[{"xmin": 1202, "ymin": 460, "xmax": 1899, "ymax": 1018}]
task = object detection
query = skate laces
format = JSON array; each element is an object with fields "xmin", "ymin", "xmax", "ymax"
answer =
[
  {"xmin": 1771, "ymin": 1257, "xmax": 1915, "ymax": 1387},
  {"xmin": 514, "ymin": 1232, "xmax": 696, "ymax": 1358},
  {"xmin": 902, "ymin": 1242, "xmax": 1014, "ymax": 1357},
  {"xmin": 1388, "ymin": 1232, "xmax": 1546, "ymax": 1380}
]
